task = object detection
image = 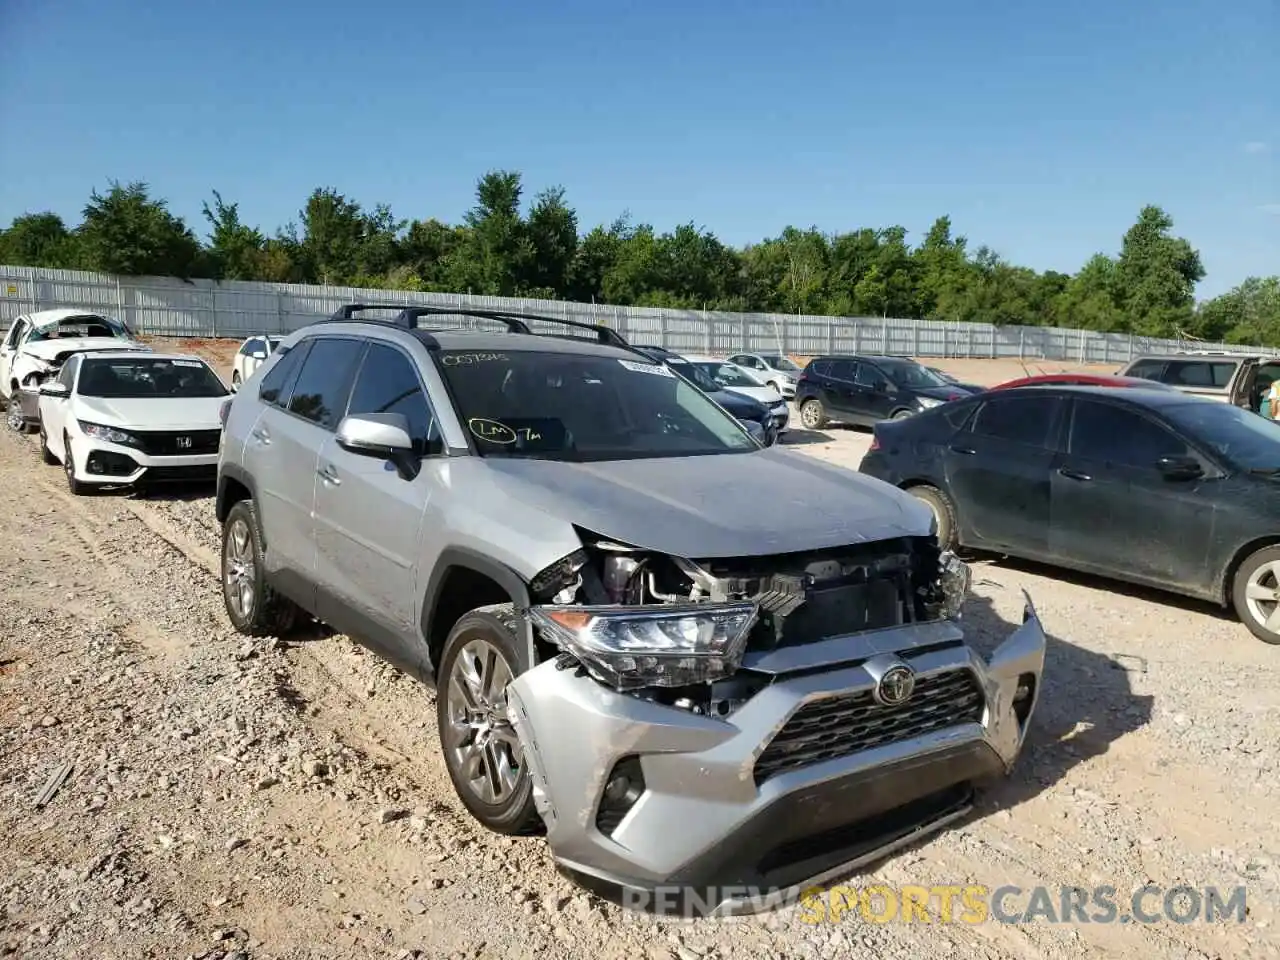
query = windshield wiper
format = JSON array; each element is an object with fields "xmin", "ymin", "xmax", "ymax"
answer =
[{"xmin": 1248, "ymin": 467, "xmax": 1280, "ymax": 475}]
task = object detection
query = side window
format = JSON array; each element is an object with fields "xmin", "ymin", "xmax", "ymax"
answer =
[
  {"xmin": 1069, "ymin": 400, "xmax": 1189, "ymax": 469},
  {"xmin": 1125, "ymin": 360, "xmax": 1167, "ymax": 381},
  {"xmin": 1163, "ymin": 361, "xmax": 1235, "ymax": 388},
  {"xmin": 346, "ymin": 343, "xmax": 440, "ymax": 455},
  {"xmin": 807, "ymin": 360, "xmax": 830, "ymax": 377},
  {"xmin": 59, "ymin": 355, "xmax": 80, "ymax": 389},
  {"xmin": 827, "ymin": 360, "xmax": 857, "ymax": 383},
  {"xmin": 854, "ymin": 363, "xmax": 884, "ymax": 388},
  {"xmin": 258, "ymin": 341, "xmax": 309, "ymax": 407},
  {"xmin": 969, "ymin": 396, "xmax": 1059, "ymax": 448},
  {"xmin": 286, "ymin": 337, "xmax": 365, "ymax": 430},
  {"xmin": 4, "ymin": 319, "xmax": 28, "ymax": 350},
  {"xmin": 238, "ymin": 338, "xmax": 255, "ymax": 356}
]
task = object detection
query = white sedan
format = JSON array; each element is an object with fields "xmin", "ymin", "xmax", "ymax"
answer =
[
  {"xmin": 230, "ymin": 335, "xmax": 282, "ymax": 391},
  {"xmin": 679, "ymin": 354, "xmax": 791, "ymax": 434},
  {"xmin": 37, "ymin": 350, "xmax": 230, "ymax": 495}
]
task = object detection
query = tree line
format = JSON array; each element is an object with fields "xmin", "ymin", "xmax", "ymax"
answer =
[{"xmin": 1, "ymin": 172, "xmax": 1276, "ymax": 345}]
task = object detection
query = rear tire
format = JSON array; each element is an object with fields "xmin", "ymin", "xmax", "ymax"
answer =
[
  {"xmin": 221, "ymin": 499, "xmax": 298, "ymax": 637},
  {"xmin": 800, "ymin": 399, "xmax": 827, "ymax": 430},
  {"xmin": 891, "ymin": 408, "xmax": 915, "ymax": 420},
  {"xmin": 1231, "ymin": 546, "xmax": 1280, "ymax": 645},
  {"xmin": 909, "ymin": 484, "xmax": 957, "ymax": 551},
  {"xmin": 437, "ymin": 604, "xmax": 540, "ymax": 835}
]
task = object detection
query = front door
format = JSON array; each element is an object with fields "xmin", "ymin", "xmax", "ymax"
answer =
[
  {"xmin": 1050, "ymin": 398, "xmax": 1217, "ymax": 589},
  {"xmin": 853, "ymin": 361, "xmax": 897, "ymax": 421},
  {"xmin": 312, "ymin": 341, "xmax": 439, "ymax": 671},
  {"xmin": 819, "ymin": 359, "xmax": 862, "ymax": 419},
  {"xmin": 1, "ymin": 318, "xmax": 30, "ymax": 397},
  {"xmin": 943, "ymin": 393, "xmax": 1064, "ymax": 555}
]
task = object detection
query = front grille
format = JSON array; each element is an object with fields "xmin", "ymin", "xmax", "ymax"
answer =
[
  {"xmin": 753, "ymin": 668, "xmax": 984, "ymax": 784},
  {"xmin": 131, "ymin": 429, "xmax": 221, "ymax": 456}
]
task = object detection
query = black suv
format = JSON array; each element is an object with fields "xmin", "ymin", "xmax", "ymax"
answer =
[{"xmin": 796, "ymin": 354, "xmax": 982, "ymax": 430}]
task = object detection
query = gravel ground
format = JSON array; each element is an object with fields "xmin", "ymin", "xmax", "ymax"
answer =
[{"xmin": 3, "ymin": 360, "xmax": 1279, "ymax": 958}]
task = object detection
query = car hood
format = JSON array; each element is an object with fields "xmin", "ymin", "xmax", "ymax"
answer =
[
  {"xmin": 711, "ymin": 390, "xmax": 767, "ymax": 417},
  {"xmin": 468, "ymin": 448, "xmax": 933, "ymax": 558},
  {"xmin": 74, "ymin": 395, "xmax": 227, "ymax": 429},
  {"xmin": 917, "ymin": 384, "xmax": 979, "ymax": 401},
  {"xmin": 22, "ymin": 338, "xmax": 146, "ymax": 362},
  {"xmin": 723, "ymin": 384, "xmax": 785, "ymax": 405}
]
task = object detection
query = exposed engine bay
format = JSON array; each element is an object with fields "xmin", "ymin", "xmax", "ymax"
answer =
[{"xmin": 526, "ymin": 527, "xmax": 971, "ymax": 718}]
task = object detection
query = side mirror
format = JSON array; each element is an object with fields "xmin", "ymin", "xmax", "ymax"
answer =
[
  {"xmin": 251, "ymin": 350, "xmax": 268, "ymax": 360},
  {"xmin": 1156, "ymin": 455, "xmax": 1203, "ymax": 481},
  {"xmin": 336, "ymin": 413, "xmax": 414, "ymax": 458},
  {"xmin": 39, "ymin": 382, "xmax": 69, "ymax": 399}
]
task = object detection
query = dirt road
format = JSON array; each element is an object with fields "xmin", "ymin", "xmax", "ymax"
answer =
[{"xmin": 2, "ymin": 421, "xmax": 1278, "ymax": 959}]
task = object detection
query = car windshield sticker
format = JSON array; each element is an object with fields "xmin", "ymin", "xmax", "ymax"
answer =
[
  {"xmin": 441, "ymin": 353, "xmax": 508, "ymax": 366},
  {"xmin": 469, "ymin": 418, "xmax": 517, "ymax": 444},
  {"xmin": 618, "ymin": 359, "xmax": 674, "ymax": 377},
  {"xmin": 172, "ymin": 359, "xmax": 204, "ymax": 368}
]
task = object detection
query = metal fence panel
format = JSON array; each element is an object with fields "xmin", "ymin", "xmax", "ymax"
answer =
[{"xmin": 0, "ymin": 264, "xmax": 1263, "ymax": 362}]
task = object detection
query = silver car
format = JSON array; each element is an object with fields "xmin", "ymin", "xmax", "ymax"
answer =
[
  {"xmin": 728, "ymin": 352, "xmax": 804, "ymax": 399},
  {"xmin": 216, "ymin": 305, "xmax": 1046, "ymax": 914}
]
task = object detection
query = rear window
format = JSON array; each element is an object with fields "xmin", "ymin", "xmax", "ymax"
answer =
[{"xmin": 1134, "ymin": 359, "xmax": 1236, "ymax": 388}]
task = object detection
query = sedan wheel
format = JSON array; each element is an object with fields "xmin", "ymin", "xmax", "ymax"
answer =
[
  {"xmin": 6, "ymin": 396, "xmax": 26, "ymax": 433},
  {"xmin": 1233, "ymin": 546, "xmax": 1280, "ymax": 644}
]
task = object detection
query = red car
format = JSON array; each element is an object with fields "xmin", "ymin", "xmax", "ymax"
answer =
[{"xmin": 988, "ymin": 373, "xmax": 1179, "ymax": 391}]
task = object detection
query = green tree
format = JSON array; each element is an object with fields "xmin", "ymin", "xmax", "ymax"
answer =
[
  {"xmin": 202, "ymin": 191, "xmax": 266, "ymax": 281},
  {"xmin": 77, "ymin": 181, "xmax": 202, "ymax": 277},
  {"xmin": 0, "ymin": 212, "xmax": 81, "ymax": 268},
  {"xmin": 1112, "ymin": 205, "xmax": 1206, "ymax": 337}
]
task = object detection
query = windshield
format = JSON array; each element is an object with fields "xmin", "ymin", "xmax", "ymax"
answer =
[
  {"xmin": 877, "ymin": 358, "xmax": 950, "ymax": 389},
  {"xmin": 1161, "ymin": 402, "xmax": 1280, "ymax": 471},
  {"xmin": 666, "ymin": 359, "xmax": 721, "ymax": 393},
  {"xmin": 762, "ymin": 355, "xmax": 801, "ymax": 372},
  {"xmin": 28, "ymin": 314, "xmax": 131, "ymax": 343},
  {"xmin": 78, "ymin": 357, "xmax": 229, "ymax": 399},
  {"xmin": 434, "ymin": 350, "xmax": 758, "ymax": 461},
  {"xmin": 691, "ymin": 361, "xmax": 759, "ymax": 389}
]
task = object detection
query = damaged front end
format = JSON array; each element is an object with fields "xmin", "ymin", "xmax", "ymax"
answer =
[{"xmin": 505, "ymin": 530, "xmax": 1046, "ymax": 914}]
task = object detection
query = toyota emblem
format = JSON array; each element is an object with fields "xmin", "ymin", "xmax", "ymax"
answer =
[{"xmin": 874, "ymin": 664, "xmax": 916, "ymax": 707}]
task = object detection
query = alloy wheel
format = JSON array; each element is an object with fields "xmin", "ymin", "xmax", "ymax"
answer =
[
  {"xmin": 224, "ymin": 517, "xmax": 257, "ymax": 621},
  {"xmin": 445, "ymin": 638, "xmax": 522, "ymax": 805},
  {"xmin": 6, "ymin": 398, "xmax": 24, "ymax": 432},
  {"xmin": 1243, "ymin": 560, "xmax": 1280, "ymax": 634},
  {"xmin": 801, "ymin": 401, "xmax": 822, "ymax": 429}
]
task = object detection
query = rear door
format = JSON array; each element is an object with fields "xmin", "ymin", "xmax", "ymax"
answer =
[
  {"xmin": 313, "ymin": 340, "xmax": 440, "ymax": 667},
  {"xmin": 819, "ymin": 360, "xmax": 861, "ymax": 418},
  {"xmin": 1049, "ymin": 398, "xmax": 1218, "ymax": 589},
  {"xmin": 943, "ymin": 392, "xmax": 1064, "ymax": 555}
]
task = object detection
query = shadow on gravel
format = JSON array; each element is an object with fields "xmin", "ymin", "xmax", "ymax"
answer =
[
  {"xmin": 961, "ymin": 589, "xmax": 1154, "ymax": 815},
  {"xmin": 970, "ymin": 552, "xmax": 1236, "ymax": 625},
  {"xmin": 778, "ymin": 428, "xmax": 835, "ymax": 446}
]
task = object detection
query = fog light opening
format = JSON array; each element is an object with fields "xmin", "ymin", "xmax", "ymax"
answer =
[
  {"xmin": 1012, "ymin": 673, "xmax": 1036, "ymax": 725},
  {"xmin": 595, "ymin": 756, "xmax": 645, "ymax": 836}
]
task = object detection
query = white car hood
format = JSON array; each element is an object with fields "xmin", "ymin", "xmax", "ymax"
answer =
[
  {"xmin": 22, "ymin": 338, "xmax": 146, "ymax": 362},
  {"xmin": 75, "ymin": 395, "xmax": 226, "ymax": 430},
  {"xmin": 723, "ymin": 384, "xmax": 785, "ymax": 405}
]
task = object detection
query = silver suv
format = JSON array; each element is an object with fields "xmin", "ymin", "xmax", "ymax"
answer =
[{"xmin": 215, "ymin": 304, "xmax": 1047, "ymax": 913}]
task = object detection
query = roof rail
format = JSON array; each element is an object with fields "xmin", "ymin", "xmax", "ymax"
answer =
[{"xmin": 318, "ymin": 303, "xmax": 631, "ymax": 348}]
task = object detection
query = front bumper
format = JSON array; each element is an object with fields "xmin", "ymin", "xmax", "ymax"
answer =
[
  {"xmin": 769, "ymin": 403, "xmax": 790, "ymax": 433},
  {"xmin": 506, "ymin": 594, "xmax": 1046, "ymax": 915},
  {"xmin": 69, "ymin": 438, "xmax": 219, "ymax": 485}
]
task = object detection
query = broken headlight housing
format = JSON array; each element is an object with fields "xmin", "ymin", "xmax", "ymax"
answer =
[
  {"xmin": 938, "ymin": 550, "xmax": 971, "ymax": 620},
  {"xmin": 529, "ymin": 603, "xmax": 758, "ymax": 692}
]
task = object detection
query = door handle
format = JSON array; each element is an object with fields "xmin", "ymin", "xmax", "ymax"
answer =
[
  {"xmin": 251, "ymin": 426, "xmax": 271, "ymax": 444},
  {"xmin": 1058, "ymin": 467, "xmax": 1092, "ymax": 481},
  {"xmin": 317, "ymin": 464, "xmax": 340, "ymax": 485},
  {"xmin": 949, "ymin": 444, "xmax": 976, "ymax": 455}
]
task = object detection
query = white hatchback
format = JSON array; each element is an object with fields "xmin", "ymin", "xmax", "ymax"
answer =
[
  {"xmin": 231, "ymin": 335, "xmax": 283, "ymax": 391},
  {"xmin": 37, "ymin": 350, "xmax": 230, "ymax": 494}
]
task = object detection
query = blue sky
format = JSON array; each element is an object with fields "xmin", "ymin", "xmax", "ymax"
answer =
[{"xmin": 0, "ymin": 0, "xmax": 1274, "ymax": 298}]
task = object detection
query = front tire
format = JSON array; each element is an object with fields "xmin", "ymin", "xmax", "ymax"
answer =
[
  {"xmin": 6, "ymin": 392, "xmax": 28, "ymax": 433},
  {"xmin": 891, "ymin": 408, "xmax": 915, "ymax": 420},
  {"xmin": 1231, "ymin": 545, "xmax": 1280, "ymax": 644},
  {"xmin": 800, "ymin": 399, "xmax": 827, "ymax": 430},
  {"xmin": 437, "ymin": 605, "xmax": 539, "ymax": 835},
  {"xmin": 63, "ymin": 434, "xmax": 90, "ymax": 495},
  {"xmin": 231, "ymin": 370, "xmax": 242, "ymax": 392},
  {"xmin": 221, "ymin": 500, "xmax": 298, "ymax": 637},
  {"xmin": 909, "ymin": 484, "xmax": 958, "ymax": 552}
]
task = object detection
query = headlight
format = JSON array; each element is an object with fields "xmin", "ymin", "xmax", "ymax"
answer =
[
  {"xmin": 918, "ymin": 397, "xmax": 943, "ymax": 409},
  {"xmin": 78, "ymin": 421, "xmax": 138, "ymax": 446},
  {"xmin": 530, "ymin": 602, "xmax": 758, "ymax": 691},
  {"xmin": 938, "ymin": 551, "xmax": 971, "ymax": 620}
]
